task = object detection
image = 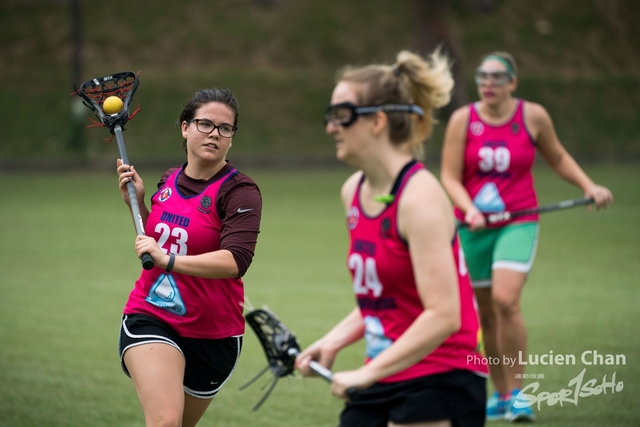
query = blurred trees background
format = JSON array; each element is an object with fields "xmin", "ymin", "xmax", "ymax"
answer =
[{"xmin": 0, "ymin": 0, "xmax": 638, "ymax": 170}]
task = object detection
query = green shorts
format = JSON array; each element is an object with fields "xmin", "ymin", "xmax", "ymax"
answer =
[{"xmin": 458, "ymin": 222, "xmax": 540, "ymax": 288}]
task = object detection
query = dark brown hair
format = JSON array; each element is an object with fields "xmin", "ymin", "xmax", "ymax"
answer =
[{"xmin": 179, "ymin": 88, "xmax": 239, "ymax": 151}]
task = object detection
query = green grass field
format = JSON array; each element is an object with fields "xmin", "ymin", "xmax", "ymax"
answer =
[{"xmin": 1, "ymin": 164, "xmax": 638, "ymax": 426}]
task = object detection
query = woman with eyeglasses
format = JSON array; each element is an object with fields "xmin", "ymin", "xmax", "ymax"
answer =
[
  {"xmin": 295, "ymin": 50, "xmax": 489, "ymax": 427},
  {"xmin": 440, "ymin": 52, "xmax": 612, "ymax": 422},
  {"xmin": 116, "ymin": 88, "xmax": 262, "ymax": 427}
]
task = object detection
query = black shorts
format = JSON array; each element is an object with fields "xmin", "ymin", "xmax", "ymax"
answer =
[
  {"xmin": 340, "ymin": 370, "xmax": 486, "ymax": 427},
  {"xmin": 119, "ymin": 313, "xmax": 242, "ymax": 399}
]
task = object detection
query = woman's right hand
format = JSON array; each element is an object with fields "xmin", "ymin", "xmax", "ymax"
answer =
[
  {"xmin": 465, "ymin": 207, "xmax": 486, "ymax": 231},
  {"xmin": 117, "ymin": 159, "xmax": 145, "ymax": 205},
  {"xmin": 295, "ymin": 340, "xmax": 337, "ymax": 378}
]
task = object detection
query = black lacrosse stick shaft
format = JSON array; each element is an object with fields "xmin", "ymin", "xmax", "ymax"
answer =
[
  {"xmin": 527, "ymin": 197, "xmax": 594, "ymax": 216},
  {"xmin": 114, "ymin": 125, "xmax": 154, "ymax": 270},
  {"xmin": 458, "ymin": 197, "xmax": 595, "ymax": 228}
]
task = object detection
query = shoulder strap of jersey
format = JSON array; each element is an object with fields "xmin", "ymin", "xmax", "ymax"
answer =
[
  {"xmin": 352, "ymin": 171, "xmax": 366, "ymax": 206},
  {"xmin": 160, "ymin": 166, "xmax": 182, "ymax": 191},
  {"xmin": 356, "ymin": 159, "xmax": 422, "ymax": 207},
  {"xmin": 391, "ymin": 158, "xmax": 418, "ymax": 192},
  {"xmin": 469, "ymin": 102, "xmax": 480, "ymax": 123},
  {"xmin": 515, "ymin": 97, "xmax": 524, "ymax": 117},
  {"xmin": 383, "ymin": 159, "xmax": 422, "ymax": 206}
]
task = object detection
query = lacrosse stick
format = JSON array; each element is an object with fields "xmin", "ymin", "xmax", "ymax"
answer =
[
  {"xmin": 242, "ymin": 308, "xmax": 357, "ymax": 411},
  {"xmin": 459, "ymin": 197, "xmax": 595, "ymax": 228},
  {"xmin": 74, "ymin": 71, "xmax": 154, "ymax": 270}
]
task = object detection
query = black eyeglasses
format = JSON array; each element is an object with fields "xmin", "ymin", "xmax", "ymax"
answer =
[
  {"xmin": 323, "ymin": 102, "xmax": 424, "ymax": 128},
  {"xmin": 188, "ymin": 119, "xmax": 237, "ymax": 137}
]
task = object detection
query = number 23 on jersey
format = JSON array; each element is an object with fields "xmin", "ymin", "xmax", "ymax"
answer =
[{"xmin": 155, "ymin": 222, "xmax": 188, "ymax": 255}]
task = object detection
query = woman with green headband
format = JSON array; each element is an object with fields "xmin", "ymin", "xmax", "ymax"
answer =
[{"xmin": 440, "ymin": 51, "xmax": 613, "ymax": 422}]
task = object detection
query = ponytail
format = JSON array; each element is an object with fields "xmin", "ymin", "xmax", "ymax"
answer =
[{"xmin": 337, "ymin": 49, "xmax": 454, "ymax": 157}]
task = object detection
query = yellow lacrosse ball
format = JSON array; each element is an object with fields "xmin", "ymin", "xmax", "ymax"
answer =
[{"xmin": 103, "ymin": 96, "xmax": 124, "ymax": 115}]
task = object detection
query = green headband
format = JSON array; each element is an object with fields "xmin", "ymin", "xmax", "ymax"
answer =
[{"xmin": 482, "ymin": 55, "xmax": 516, "ymax": 76}]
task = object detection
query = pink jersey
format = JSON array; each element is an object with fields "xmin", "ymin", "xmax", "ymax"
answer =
[
  {"xmin": 455, "ymin": 99, "xmax": 538, "ymax": 226},
  {"xmin": 124, "ymin": 166, "xmax": 245, "ymax": 339},
  {"xmin": 347, "ymin": 161, "xmax": 488, "ymax": 382}
]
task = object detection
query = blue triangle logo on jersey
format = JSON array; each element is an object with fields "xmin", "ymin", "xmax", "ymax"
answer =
[
  {"xmin": 363, "ymin": 316, "xmax": 393, "ymax": 359},
  {"xmin": 473, "ymin": 183, "xmax": 505, "ymax": 213},
  {"xmin": 146, "ymin": 274, "xmax": 186, "ymax": 316}
]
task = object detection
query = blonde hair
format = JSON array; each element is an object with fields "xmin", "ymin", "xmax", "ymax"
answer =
[{"xmin": 337, "ymin": 49, "xmax": 454, "ymax": 157}]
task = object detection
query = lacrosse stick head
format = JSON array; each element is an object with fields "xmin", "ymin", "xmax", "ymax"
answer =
[
  {"xmin": 241, "ymin": 308, "xmax": 303, "ymax": 410},
  {"xmin": 245, "ymin": 308, "xmax": 301, "ymax": 379},
  {"xmin": 74, "ymin": 71, "xmax": 139, "ymax": 131}
]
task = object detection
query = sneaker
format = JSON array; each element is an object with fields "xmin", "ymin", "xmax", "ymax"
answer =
[
  {"xmin": 506, "ymin": 389, "xmax": 535, "ymax": 422},
  {"xmin": 486, "ymin": 391, "xmax": 507, "ymax": 420}
]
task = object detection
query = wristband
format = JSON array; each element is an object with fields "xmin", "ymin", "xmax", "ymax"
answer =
[{"xmin": 166, "ymin": 253, "xmax": 175, "ymax": 272}]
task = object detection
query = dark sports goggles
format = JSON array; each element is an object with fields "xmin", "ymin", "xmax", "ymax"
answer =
[
  {"xmin": 475, "ymin": 68, "xmax": 514, "ymax": 87},
  {"xmin": 323, "ymin": 102, "xmax": 425, "ymax": 128}
]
